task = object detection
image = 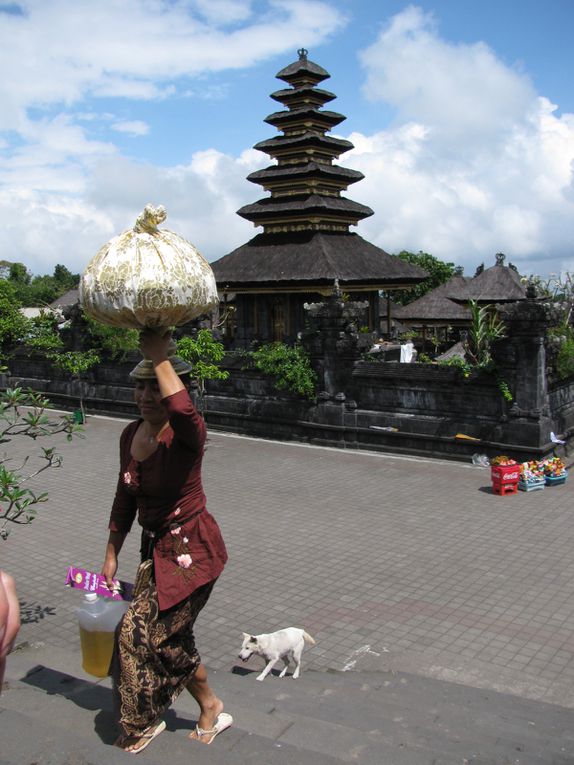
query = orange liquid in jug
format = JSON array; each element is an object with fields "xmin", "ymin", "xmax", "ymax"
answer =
[{"xmin": 79, "ymin": 627, "xmax": 115, "ymax": 677}]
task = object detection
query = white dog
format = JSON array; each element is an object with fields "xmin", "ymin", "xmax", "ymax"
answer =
[{"xmin": 239, "ymin": 628, "xmax": 316, "ymax": 681}]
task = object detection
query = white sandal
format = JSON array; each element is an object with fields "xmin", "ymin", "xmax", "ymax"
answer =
[
  {"xmin": 117, "ymin": 719, "xmax": 166, "ymax": 754},
  {"xmin": 193, "ymin": 712, "xmax": 233, "ymax": 744}
]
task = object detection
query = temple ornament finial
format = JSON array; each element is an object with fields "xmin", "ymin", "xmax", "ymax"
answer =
[
  {"xmin": 298, "ymin": 48, "xmax": 308, "ymax": 60},
  {"xmin": 526, "ymin": 277, "xmax": 538, "ymax": 300}
]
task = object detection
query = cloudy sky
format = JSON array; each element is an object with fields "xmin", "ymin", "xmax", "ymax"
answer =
[{"xmin": 1, "ymin": 0, "xmax": 573, "ymax": 279}]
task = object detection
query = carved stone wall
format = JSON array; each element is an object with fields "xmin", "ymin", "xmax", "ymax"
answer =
[{"xmin": 3, "ymin": 293, "xmax": 573, "ymax": 461}]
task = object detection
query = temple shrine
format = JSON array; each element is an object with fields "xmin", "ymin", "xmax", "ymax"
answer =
[{"xmin": 211, "ymin": 49, "xmax": 425, "ymax": 347}]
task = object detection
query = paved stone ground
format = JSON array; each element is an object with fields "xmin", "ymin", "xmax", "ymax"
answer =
[{"xmin": 2, "ymin": 411, "xmax": 574, "ymax": 713}]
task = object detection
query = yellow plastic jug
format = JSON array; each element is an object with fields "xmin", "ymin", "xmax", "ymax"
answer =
[{"xmin": 77, "ymin": 593, "xmax": 129, "ymax": 677}]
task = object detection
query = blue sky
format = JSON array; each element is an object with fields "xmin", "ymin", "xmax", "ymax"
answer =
[{"xmin": 1, "ymin": 0, "xmax": 573, "ymax": 280}]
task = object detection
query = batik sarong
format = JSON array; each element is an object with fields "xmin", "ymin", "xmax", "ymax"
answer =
[{"xmin": 110, "ymin": 577, "xmax": 215, "ymax": 736}]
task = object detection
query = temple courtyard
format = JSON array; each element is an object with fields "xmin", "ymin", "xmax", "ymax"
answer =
[{"xmin": 2, "ymin": 412, "xmax": 574, "ymax": 763}]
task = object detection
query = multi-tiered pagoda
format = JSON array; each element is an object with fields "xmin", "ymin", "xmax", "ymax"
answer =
[{"xmin": 211, "ymin": 49, "xmax": 425, "ymax": 346}]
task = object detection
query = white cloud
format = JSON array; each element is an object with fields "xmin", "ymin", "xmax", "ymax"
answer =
[
  {"xmin": 0, "ymin": 0, "xmax": 346, "ymax": 275},
  {"xmin": 360, "ymin": 6, "xmax": 535, "ymax": 147},
  {"xmin": 111, "ymin": 120, "xmax": 150, "ymax": 136},
  {"xmin": 0, "ymin": 146, "xmax": 266, "ymax": 275},
  {"xmin": 2, "ymin": 1, "xmax": 573, "ymax": 282},
  {"xmin": 0, "ymin": 0, "xmax": 346, "ymax": 129},
  {"xmin": 191, "ymin": 0, "xmax": 253, "ymax": 26},
  {"xmin": 346, "ymin": 5, "xmax": 574, "ymax": 277}
]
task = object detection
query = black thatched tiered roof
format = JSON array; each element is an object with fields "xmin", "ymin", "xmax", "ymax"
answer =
[
  {"xmin": 247, "ymin": 162, "xmax": 363, "ymax": 196},
  {"xmin": 211, "ymin": 49, "xmax": 426, "ymax": 292},
  {"xmin": 214, "ymin": 231, "xmax": 425, "ymax": 290},
  {"xmin": 393, "ymin": 276, "xmax": 472, "ymax": 323},
  {"xmin": 454, "ymin": 260, "xmax": 526, "ymax": 302},
  {"xmin": 251, "ymin": 132, "xmax": 355, "ymax": 164},
  {"xmin": 394, "ymin": 256, "xmax": 526, "ymax": 325}
]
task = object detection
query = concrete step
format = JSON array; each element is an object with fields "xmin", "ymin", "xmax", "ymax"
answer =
[
  {"xmin": 217, "ymin": 662, "xmax": 574, "ymax": 764},
  {"xmin": 2, "ymin": 643, "xmax": 574, "ymax": 764},
  {"xmin": 1, "ymin": 660, "xmax": 458, "ymax": 765}
]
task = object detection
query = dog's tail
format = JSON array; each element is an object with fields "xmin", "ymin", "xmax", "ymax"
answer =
[{"xmin": 302, "ymin": 630, "xmax": 316, "ymax": 646}]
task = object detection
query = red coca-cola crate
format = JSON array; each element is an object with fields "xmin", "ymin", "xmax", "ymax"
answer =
[
  {"xmin": 492, "ymin": 478, "xmax": 518, "ymax": 496},
  {"xmin": 491, "ymin": 464, "xmax": 520, "ymax": 484}
]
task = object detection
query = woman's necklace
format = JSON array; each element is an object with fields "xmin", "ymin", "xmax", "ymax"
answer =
[{"xmin": 145, "ymin": 423, "xmax": 168, "ymax": 444}]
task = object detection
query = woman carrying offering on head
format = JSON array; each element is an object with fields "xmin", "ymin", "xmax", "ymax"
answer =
[{"xmin": 101, "ymin": 329, "xmax": 231, "ymax": 754}]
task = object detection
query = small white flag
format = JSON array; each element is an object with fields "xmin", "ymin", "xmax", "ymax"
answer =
[{"xmin": 550, "ymin": 432, "xmax": 566, "ymax": 445}]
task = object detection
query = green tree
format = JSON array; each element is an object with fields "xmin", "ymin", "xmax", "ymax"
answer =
[
  {"xmin": 177, "ymin": 330, "xmax": 229, "ymax": 411},
  {"xmin": 525, "ymin": 272, "xmax": 574, "ymax": 380},
  {"xmin": 8, "ymin": 262, "xmax": 31, "ymax": 286},
  {"xmin": 25, "ymin": 264, "xmax": 78, "ymax": 307},
  {"xmin": 0, "ymin": 387, "xmax": 81, "ymax": 539},
  {"xmin": 25, "ymin": 311, "xmax": 65, "ymax": 355},
  {"xmin": 48, "ymin": 350, "xmax": 101, "ymax": 422},
  {"xmin": 390, "ymin": 251, "xmax": 457, "ymax": 305},
  {"xmin": 26, "ymin": 274, "xmax": 61, "ymax": 306},
  {"xmin": 0, "ymin": 281, "xmax": 29, "ymax": 361},
  {"xmin": 556, "ymin": 336, "xmax": 574, "ymax": 380},
  {"xmin": 53, "ymin": 264, "xmax": 79, "ymax": 291},
  {"xmin": 84, "ymin": 314, "xmax": 139, "ymax": 361},
  {"xmin": 4, "ymin": 261, "xmax": 79, "ymax": 307},
  {"xmin": 431, "ymin": 300, "xmax": 512, "ymax": 401}
]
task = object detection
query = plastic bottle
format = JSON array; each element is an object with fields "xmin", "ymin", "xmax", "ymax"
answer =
[{"xmin": 77, "ymin": 593, "xmax": 129, "ymax": 677}]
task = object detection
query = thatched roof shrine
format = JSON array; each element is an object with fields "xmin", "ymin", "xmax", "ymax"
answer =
[
  {"xmin": 212, "ymin": 49, "xmax": 425, "ymax": 289},
  {"xmin": 210, "ymin": 49, "xmax": 426, "ymax": 344},
  {"xmin": 394, "ymin": 255, "xmax": 526, "ymax": 327},
  {"xmin": 450, "ymin": 258, "xmax": 526, "ymax": 303},
  {"xmin": 393, "ymin": 276, "xmax": 472, "ymax": 324}
]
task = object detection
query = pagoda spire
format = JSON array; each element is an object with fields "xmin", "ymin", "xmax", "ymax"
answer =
[{"xmin": 237, "ymin": 50, "xmax": 373, "ymax": 234}]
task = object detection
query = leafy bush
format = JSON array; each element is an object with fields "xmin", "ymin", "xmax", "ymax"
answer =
[
  {"xmin": 435, "ymin": 352, "xmax": 514, "ymax": 402},
  {"xmin": 50, "ymin": 350, "xmax": 101, "ymax": 377},
  {"xmin": 437, "ymin": 356, "xmax": 472, "ymax": 378},
  {"xmin": 250, "ymin": 343, "xmax": 317, "ymax": 400},
  {"xmin": 556, "ymin": 337, "xmax": 574, "ymax": 380},
  {"xmin": 524, "ymin": 272, "xmax": 574, "ymax": 381},
  {"xmin": 0, "ymin": 281, "xmax": 29, "ymax": 359},
  {"xmin": 177, "ymin": 330, "xmax": 229, "ymax": 411},
  {"xmin": 465, "ymin": 299, "xmax": 506, "ymax": 367}
]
